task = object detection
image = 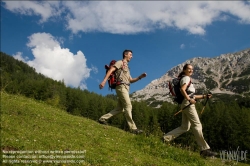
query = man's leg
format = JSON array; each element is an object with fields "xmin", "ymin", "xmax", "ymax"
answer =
[
  {"xmin": 99, "ymin": 94, "xmax": 123, "ymax": 124},
  {"xmin": 116, "ymin": 85, "xmax": 137, "ymax": 130},
  {"xmin": 99, "ymin": 107, "xmax": 122, "ymax": 121}
]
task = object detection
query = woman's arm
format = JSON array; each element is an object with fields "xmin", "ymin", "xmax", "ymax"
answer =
[
  {"xmin": 194, "ymin": 94, "xmax": 212, "ymax": 99},
  {"xmin": 180, "ymin": 84, "xmax": 196, "ymax": 104}
]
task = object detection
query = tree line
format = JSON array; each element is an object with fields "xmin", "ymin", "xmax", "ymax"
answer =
[{"xmin": 1, "ymin": 52, "xmax": 250, "ymax": 156}]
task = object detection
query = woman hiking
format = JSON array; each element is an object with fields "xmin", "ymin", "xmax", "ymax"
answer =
[{"xmin": 163, "ymin": 64, "xmax": 217, "ymax": 158}]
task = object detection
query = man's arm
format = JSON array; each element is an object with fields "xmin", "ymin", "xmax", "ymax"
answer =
[
  {"xmin": 99, "ymin": 66, "xmax": 117, "ymax": 89},
  {"xmin": 130, "ymin": 73, "xmax": 147, "ymax": 83}
]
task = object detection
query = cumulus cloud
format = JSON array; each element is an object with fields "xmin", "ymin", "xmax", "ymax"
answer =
[
  {"xmin": 3, "ymin": 1, "xmax": 250, "ymax": 35},
  {"xmin": 3, "ymin": 1, "xmax": 63, "ymax": 23},
  {"xmin": 20, "ymin": 32, "xmax": 91, "ymax": 89},
  {"xmin": 91, "ymin": 65, "xmax": 98, "ymax": 74},
  {"xmin": 13, "ymin": 52, "xmax": 29, "ymax": 62}
]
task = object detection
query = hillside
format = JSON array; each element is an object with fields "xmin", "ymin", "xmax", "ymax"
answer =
[
  {"xmin": 131, "ymin": 49, "xmax": 250, "ymax": 106},
  {"xmin": 1, "ymin": 51, "xmax": 250, "ymax": 165},
  {"xmin": 2, "ymin": 92, "xmax": 247, "ymax": 166}
]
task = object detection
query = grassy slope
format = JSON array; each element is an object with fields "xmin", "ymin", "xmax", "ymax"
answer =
[{"xmin": 1, "ymin": 92, "xmax": 247, "ymax": 166}]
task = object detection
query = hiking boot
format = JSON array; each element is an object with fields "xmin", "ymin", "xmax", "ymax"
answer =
[
  {"xmin": 162, "ymin": 136, "xmax": 173, "ymax": 146},
  {"xmin": 98, "ymin": 118, "xmax": 108, "ymax": 125},
  {"xmin": 162, "ymin": 136, "xmax": 169, "ymax": 143},
  {"xmin": 200, "ymin": 149, "xmax": 217, "ymax": 158},
  {"xmin": 131, "ymin": 129, "xmax": 143, "ymax": 135},
  {"xmin": 162, "ymin": 135, "xmax": 174, "ymax": 143}
]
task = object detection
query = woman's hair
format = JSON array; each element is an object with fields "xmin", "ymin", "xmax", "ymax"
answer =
[
  {"xmin": 123, "ymin": 49, "xmax": 132, "ymax": 58},
  {"xmin": 178, "ymin": 64, "xmax": 191, "ymax": 78}
]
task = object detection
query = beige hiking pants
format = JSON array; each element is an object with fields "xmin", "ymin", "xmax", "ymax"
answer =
[
  {"xmin": 100, "ymin": 84, "xmax": 137, "ymax": 130},
  {"xmin": 163, "ymin": 99, "xmax": 210, "ymax": 151}
]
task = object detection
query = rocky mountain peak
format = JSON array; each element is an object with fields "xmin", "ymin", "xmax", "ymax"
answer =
[{"xmin": 131, "ymin": 49, "xmax": 250, "ymax": 106}]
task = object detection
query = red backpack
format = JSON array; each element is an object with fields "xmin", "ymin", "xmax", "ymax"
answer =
[{"xmin": 105, "ymin": 60, "xmax": 117, "ymax": 90}]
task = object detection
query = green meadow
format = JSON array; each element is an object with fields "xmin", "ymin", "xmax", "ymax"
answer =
[{"xmin": 1, "ymin": 92, "xmax": 248, "ymax": 166}]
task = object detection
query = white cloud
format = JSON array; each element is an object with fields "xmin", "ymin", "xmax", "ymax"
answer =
[
  {"xmin": 63, "ymin": 1, "xmax": 250, "ymax": 35},
  {"xmin": 91, "ymin": 65, "xmax": 98, "ymax": 74},
  {"xmin": 63, "ymin": 1, "xmax": 152, "ymax": 34},
  {"xmin": 3, "ymin": 1, "xmax": 63, "ymax": 23},
  {"xmin": 22, "ymin": 32, "xmax": 91, "ymax": 89},
  {"xmin": 180, "ymin": 44, "xmax": 185, "ymax": 49},
  {"xmin": 3, "ymin": 1, "xmax": 250, "ymax": 35},
  {"xmin": 13, "ymin": 52, "xmax": 29, "ymax": 62}
]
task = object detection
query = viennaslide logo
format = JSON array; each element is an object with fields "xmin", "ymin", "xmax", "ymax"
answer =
[{"xmin": 220, "ymin": 146, "xmax": 247, "ymax": 164}]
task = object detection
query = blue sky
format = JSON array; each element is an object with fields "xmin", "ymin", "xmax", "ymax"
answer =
[{"xmin": 1, "ymin": 1, "xmax": 250, "ymax": 96}]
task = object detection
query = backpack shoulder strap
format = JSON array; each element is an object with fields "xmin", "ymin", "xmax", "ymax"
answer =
[
  {"xmin": 188, "ymin": 77, "xmax": 192, "ymax": 87},
  {"xmin": 114, "ymin": 60, "xmax": 124, "ymax": 70},
  {"xmin": 114, "ymin": 60, "xmax": 124, "ymax": 80},
  {"xmin": 121, "ymin": 60, "xmax": 126, "ymax": 70}
]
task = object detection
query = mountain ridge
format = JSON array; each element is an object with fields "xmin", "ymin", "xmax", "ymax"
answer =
[{"xmin": 131, "ymin": 48, "xmax": 250, "ymax": 105}]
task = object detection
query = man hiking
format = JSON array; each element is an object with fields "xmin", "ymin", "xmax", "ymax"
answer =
[{"xmin": 98, "ymin": 49, "xmax": 147, "ymax": 134}]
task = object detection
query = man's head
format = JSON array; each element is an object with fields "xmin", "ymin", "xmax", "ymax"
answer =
[{"xmin": 123, "ymin": 49, "xmax": 133, "ymax": 62}]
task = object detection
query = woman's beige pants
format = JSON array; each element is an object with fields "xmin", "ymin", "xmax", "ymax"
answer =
[{"xmin": 163, "ymin": 100, "xmax": 210, "ymax": 151}]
